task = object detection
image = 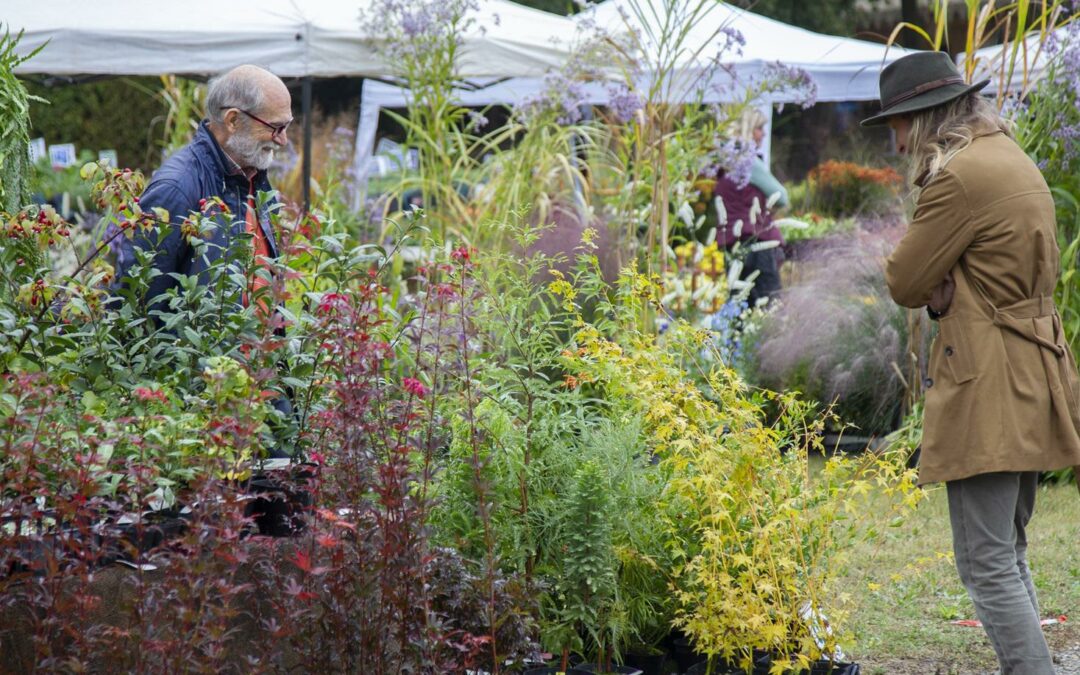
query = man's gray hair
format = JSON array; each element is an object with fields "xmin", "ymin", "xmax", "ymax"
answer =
[{"xmin": 206, "ymin": 66, "xmax": 267, "ymax": 124}]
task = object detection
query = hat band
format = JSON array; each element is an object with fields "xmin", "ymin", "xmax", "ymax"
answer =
[{"xmin": 882, "ymin": 75, "xmax": 966, "ymax": 110}]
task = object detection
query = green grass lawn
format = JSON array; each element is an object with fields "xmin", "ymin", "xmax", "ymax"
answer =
[{"xmin": 838, "ymin": 476, "xmax": 1079, "ymax": 674}]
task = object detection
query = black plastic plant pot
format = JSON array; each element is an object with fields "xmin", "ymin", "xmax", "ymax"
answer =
[
  {"xmin": 808, "ymin": 661, "xmax": 860, "ymax": 675},
  {"xmin": 244, "ymin": 487, "xmax": 305, "ymax": 537},
  {"xmin": 243, "ymin": 462, "xmax": 317, "ymax": 537},
  {"xmin": 672, "ymin": 637, "xmax": 702, "ymax": 674},
  {"xmin": 625, "ymin": 648, "xmax": 667, "ymax": 675},
  {"xmin": 521, "ymin": 668, "xmax": 591, "ymax": 675},
  {"xmin": 113, "ymin": 514, "xmax": 189, "ymax": 557},
  {"xmin": 575, "ymin": 664, "xmax": 644, "ymax": 675},
  {"xmin": 751, "ymin": 649, "xmax": 772, "ymax": 675},
  {"xmin": 687, "ymin": 658, "xmax": 744, "ymax": 675}
]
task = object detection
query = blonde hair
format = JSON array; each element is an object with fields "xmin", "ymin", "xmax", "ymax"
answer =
[
  {"xmin": 735, "ymin": 108, "xmax": 768, "ymax": 142},
  {"xmin": 906, "ymin": 93, "xmax": 1013, "ymax": 185}
]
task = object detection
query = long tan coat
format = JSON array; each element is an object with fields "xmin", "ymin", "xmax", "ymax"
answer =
[{"xmin": 886, "ymin": 130, "xmax": 1080, "ymax": 485}]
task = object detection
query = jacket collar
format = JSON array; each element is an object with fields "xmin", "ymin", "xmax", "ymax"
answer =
[
  {"xmin": 194, "ymin": 120, "xmax": 271, "ymax": 188},
  {"xmin": 914, "ymin": 130, "xmax": 1006, "ymax": 187}
]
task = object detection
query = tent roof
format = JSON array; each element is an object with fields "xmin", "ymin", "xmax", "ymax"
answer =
[
  {"xmin": 591, "ymin": 0, "xmax": 905, "ymax": 68},
  {"xmin": 7, "ymin": 0, "xmax": 577, "ymax": 78},
  {"xmin": 585, "ymin": 0, "xmax": 910, "ymax": 102}
]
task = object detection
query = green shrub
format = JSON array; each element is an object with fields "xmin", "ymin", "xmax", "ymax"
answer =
[
  {"xmin": 1, "ymin": 29, "xmax": 43, "ymax": 213},
  {"xmin": 26, "ymin": 77, "xmax": 167, "ymax": 172},
  {"xmin": 797, "ymin": 160, "xmax": 902, "ymax": 217}
]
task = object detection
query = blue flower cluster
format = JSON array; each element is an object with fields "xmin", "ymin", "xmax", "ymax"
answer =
[{"xmin": 704, "ymin": 298, "xmax": 750, "ymax": 365}]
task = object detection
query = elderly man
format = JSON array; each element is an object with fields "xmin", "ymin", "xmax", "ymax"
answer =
[
  {"xmin": 118, "ymin": 64, "xmax": 292, "ymax": 308},
  {"xmin": 118, "ymin": 64, "xmax": 295, "ymax": 458}
]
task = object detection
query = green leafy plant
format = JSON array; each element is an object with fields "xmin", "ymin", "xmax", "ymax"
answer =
[
  {"xmin": 774, "ymin": 212, "xmax": 857, "ymax": 245},
  {"xmin": 0, "ymin": 28, "xmax": 45, "ymax": 214},
  {"xmin": 154, "ymin": 74, "xmax": 206, "ymax": 155},
  {"xmin": 540, "ymin": 258, "xmax": 924, "ymax": 669},
  {"xmin": 1006, "ymin": 19, "xmax": 1080, "ymax": 484}
]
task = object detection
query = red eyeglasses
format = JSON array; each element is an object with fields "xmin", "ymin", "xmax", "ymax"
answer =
[{"xmin": 220, "ymin": 107, "xmax": 292, "ymax": 141}]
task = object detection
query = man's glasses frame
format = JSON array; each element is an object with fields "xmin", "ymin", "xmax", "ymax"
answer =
[{"xmin": 220, "ymin": 106, "xmax": 292, "ymax": 141}]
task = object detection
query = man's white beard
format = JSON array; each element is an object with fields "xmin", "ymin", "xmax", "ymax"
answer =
[{"xmin": 225, "ymin": 131, "xmax": 276, "ymax": 171}]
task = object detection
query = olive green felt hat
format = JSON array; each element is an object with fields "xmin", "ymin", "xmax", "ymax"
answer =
[{"xmin": 861, "ymin": 51, "xmax": 990, "ymax": 126}]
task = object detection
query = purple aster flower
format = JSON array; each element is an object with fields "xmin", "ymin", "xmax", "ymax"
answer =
[
  {"xmin": 1053, "ymin": 123, "xmax": 1080, "ymax": 163},
  {"xmin": 516, "ymin": 71, "xmax": 591, "ymax": 127},
  {"xmin": 707, "ymin": 137, "xmax": 755, "ymax": 188},
  {"xmin": 360, "ymin": 0, "xmax": 480, "ymax": 65},
  {"xmin": 717, "ymin": 25, "xmax": 746, "ymax": 58},
  {"xmin": 757, "ymin": 62, "xmax": 818, "ymax": 109},
  {"xmin": 606, "ymin": 84, "xmax": 644, "ymax": 123}
]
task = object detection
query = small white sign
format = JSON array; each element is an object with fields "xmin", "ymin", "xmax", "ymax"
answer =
[
  {"xmin": 48, "ymin": 143, "xmax": 77, "ymax": 169},
  {"xmin": 28, "ymin": 137, "xmax": 46, "ymax": 164},
  {"xmin": 98, "ymin": 149, "xmax": 118, "ymax": 167}
]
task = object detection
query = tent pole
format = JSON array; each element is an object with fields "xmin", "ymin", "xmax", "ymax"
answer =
[
  {"xmin": 302, "ymin": 76, "xmax": 313, "ymax": 213},
  {"xmin": 351, "ymin": 78, "xmax": 365, "ymax": 212}
]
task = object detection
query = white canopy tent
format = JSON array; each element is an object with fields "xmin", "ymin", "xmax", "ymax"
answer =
[
  {"xmin": 352, "ymin": 0, "xmax": 911, "ymax": 189},
  {"xmin": 6, "ymin": 0, "xmax": 580, "ymax": 209},
  {"xmin": 6, "ymin": 0, "xmax": 579, "ymax": 79},
  {"xmin": 585, "ymin": 0, "xmax": 909, "ymax": 101}
]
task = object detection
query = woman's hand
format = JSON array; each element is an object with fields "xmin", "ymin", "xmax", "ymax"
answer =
[{"xmin": 929, "ymin": 272, "xmax": 955, "ymax": 316}]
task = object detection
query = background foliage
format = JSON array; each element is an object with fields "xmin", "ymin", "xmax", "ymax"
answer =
[{"xmin": 25, "ymin": 77, "xmax": 169, "ymax": 171}]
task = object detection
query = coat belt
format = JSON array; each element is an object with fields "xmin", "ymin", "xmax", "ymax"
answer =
[
  {"xmin": 990, "ymin": 295, "xmax": 1067, "ymax": 357},
  {"xmin": 960, "ymin": 261, "xmax": 1080, "ymax": 493},
  {"xmin": 991, "ymin": 295, "xmax": 1080, "ymax": 491}
]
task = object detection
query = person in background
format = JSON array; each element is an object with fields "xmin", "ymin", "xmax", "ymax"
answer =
[
  {"xmin": 116, "ymin": 64, "xmax": 295, "ymax": 458},
  {"xmin": 713, "ymin": 108, "xmax": 790, "ymax": 308},
  {"xmin": 117, "ymin": 64, "xmax": 291, "ymax": 309},
  {"xmin": 867, "ymin": 51, "xmax": 1080, "ymax": 675}
]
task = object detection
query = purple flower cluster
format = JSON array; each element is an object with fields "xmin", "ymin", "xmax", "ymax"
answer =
[
  {"xmin": 360, "ymin": 0, "xmax": 479, "ymax": 63},
  {"xmin": 1055, "ymin": 122, "xmax": 1080, "ymax": 164},
  {"xmin": 516, "ymin": 71, "xmax": 591, "ymax": 126},
  {"xmin": 605, "ymin": 83, "xmax": 645, "ymax": 123},
  {"xmin": 716, "ymin": 25, "xmax": 746, "ymax": 59},
  {"xmin": 706, "ymin": 298, "xmax": 750, "ymax": 364},
  {"xmin": 704, "ymin": 137, "xmax": 755, "ymax": 188},
  {"xmin": 999, "ymin": 94, "xmax": 1030, "ymax": 121},
  {"xmin": 1045, "ymin": 20, "xmax": 1080, "ymax": 166},
  {"xmin": 326, "ymin": 127, "xmax": 356, "ymax": 165},
  {"xmin": 1046, "ymin": 19, "xmax": 1080, "ymax": 99},
  {"xmin": 757, "ymin": 62, "xmax": 818, "ymax": 110}
]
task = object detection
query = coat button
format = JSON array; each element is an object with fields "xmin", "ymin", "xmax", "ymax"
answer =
[
  {"xmin": 924, "ymin": 377, "xmax": 934, "ymax": 389},
  {"xmin": 945, "ymin": 346, "xmax": 954, "ymax": 356}
]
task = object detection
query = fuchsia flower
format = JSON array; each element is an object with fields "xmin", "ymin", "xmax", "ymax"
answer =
[
  {"xmin": 450, "ymin": 246, "xmax": 474, "ymax": 262},
  {"xmin": 134, "ymin": 387, "xmax": 168, "ymax": 403},
  {"xmin": 402, "ymin": 377, "xmax": 429, "ymax": 398}
]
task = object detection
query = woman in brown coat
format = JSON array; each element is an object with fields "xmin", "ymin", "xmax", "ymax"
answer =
[{"xmin": 864, "ymin": 51, "xmax": 1080, "ymax": 674}]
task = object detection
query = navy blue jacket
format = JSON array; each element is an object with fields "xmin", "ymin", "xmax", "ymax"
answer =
[
  {"xmin": 117, "ymin": 122, "xmax": 295, "ymax": 456},
  {"xmin": 117, "ymin": 120, "xmax": 279, "ymax": 306}
]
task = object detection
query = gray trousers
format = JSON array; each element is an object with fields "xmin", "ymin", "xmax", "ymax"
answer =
[{"xmin": 947, "ymin": 471, "xmax": 1055, "ymax": 675}]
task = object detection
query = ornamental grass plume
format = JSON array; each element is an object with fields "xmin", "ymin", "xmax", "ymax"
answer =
[{"xmin": 749, "ymin": 224, "xmax": 920, "ymax": 433}]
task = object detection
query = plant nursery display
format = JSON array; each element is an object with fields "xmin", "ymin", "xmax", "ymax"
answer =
[{"xmin": 2, "ymin": 0, "xmax": 1080, "ymax": 672}]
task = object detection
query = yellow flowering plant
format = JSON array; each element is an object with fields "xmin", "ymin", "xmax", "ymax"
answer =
[{"xmin": 553, "ymin": 266, "xmax": 924, "ymax": 672}]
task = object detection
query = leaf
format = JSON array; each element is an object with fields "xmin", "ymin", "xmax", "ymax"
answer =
[{"xmin": 182, "ymin": 326, "xmax": 203, "ymax": 349}]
